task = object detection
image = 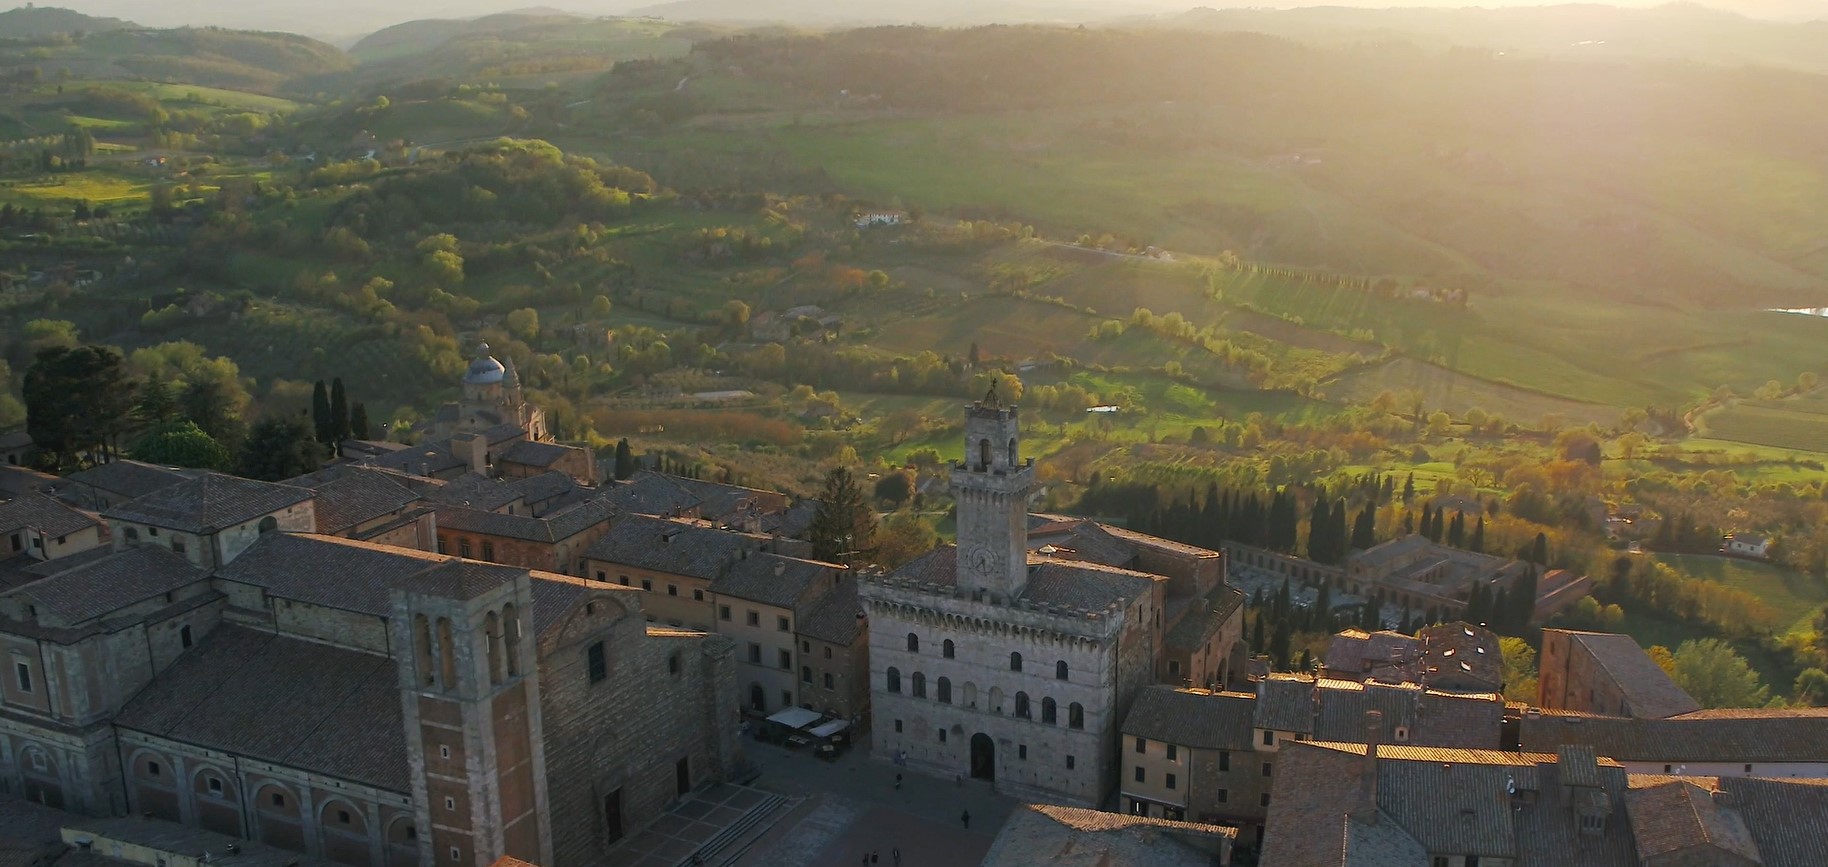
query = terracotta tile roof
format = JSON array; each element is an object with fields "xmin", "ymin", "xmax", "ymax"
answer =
[
  {"xmin": 215, "ymin": 533, "xmax": 448, "ymax": 616},
  {"xmin": 981, "ymin": 804, "xmax": 1233, "ymax": 867},
  {"xmin": 67, "ymin": 816, "xmax": 347, "ymax": 867},
  {"xmin": 62, "ymin": 460, "xmax": 190, "ymax": 501},
  {"xmin": 1625, "ymin": 779, "xmax": 1762, "ymax": 863},
  {"xmin": 1254, "ymin": 674, "xmax": 1318, "ymax": 733},
  {"xmin": 398, "ymin": 559, "xmax": 523, "ymax": 601},
  {"xmin": 1164, "ymin": 585, "xmax": 1243, "ymax": 653},
  {"xmin": 434, "ymin": 492, "xmax": 616, "ymax": 542},
  {"xmin": 1122, "ymin": 686, "xmax": 1257, "ymax": 750},
  {"xmin": 584, "ymin": 515, "xmax": 767, "ymax": 580},
  {"xmin": 1026, "ymin": 520, "xmax": 1138, "ymax": 568},
  {"xmin": 424, "ymin": 472, "xmax": 522, "ymax": 511},
  {"xmin": 1521, "ymin": 707, "xmax": 1828, "ymax": 764},
  {"xmin": 1557, "ymin": 629, "xmax": 1701, "ymax": 718},
  {"xmin": 368, "ymin": 442, "xmax": 465, "ymax": 477},
  {"xmin": 1418, "ymin": 622, "xmax": 1504, "ymax": 691},
  {"xmin": 710, "ymin": 552, "xmax": 839, "ymax": 609},
  {"xmin": 1325, "ymin": 628, "xmax": 1422, "ymax": 676},
  {"xmin": 301, "ymin": 468, "xmax": 421, "ymax": 534},
  {"xmin": 103, "ymin": 473, "xmax": 311, "ymax": 534},
  {"xmin": 17, "ymin": 546, "xmax": 205, "ymax": 624},
  {"xmin": 885, "ymin": 545, "xmax": 958, "ymax": 586},
  {"xmin": 0, "ymin": 493, "xmax": 100, "ymax": 539},
  {"xmin": 499, "ymin": 439, "xmax": 578, "ymax": 469},
  {"xmin": 600, "ymin": 474, "xmax": 701, "ymax": 517},
  {"xmin": 797, "ymin": 577, "xmax": 864, "ymax": 645},
  {"xmin": 1709, "ymin": 776, "xmax": 1828, "ymax": 867},
  {"xmin": 115, "ymin": 625, "xmax": 408, "ymax": 792},
  {"xmin": 1022, "ymin": 558, "xmax": 1160, "ymax": 612},
  {"xmin": 658, "ymin": 474, "xmax": 787, "ymax": 522}
]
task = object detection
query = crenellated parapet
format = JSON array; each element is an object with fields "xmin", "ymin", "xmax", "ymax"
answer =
[{"xmin": 860, "ymin": 574, "xmax": 1121, "ymax": 646}]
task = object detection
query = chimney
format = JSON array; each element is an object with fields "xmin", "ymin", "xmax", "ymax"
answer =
[{"xmin": 1357, "ymin": 709, "xmax": 1383, "ymax": 824}]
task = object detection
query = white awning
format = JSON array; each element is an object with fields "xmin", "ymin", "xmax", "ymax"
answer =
[
  {"xmin": 808, "ymin": 719, "xmax": 851, "ymax": 738},
  {"xmin": 765, "ymin": 707, "xmax": 823, "ymax": 730}
]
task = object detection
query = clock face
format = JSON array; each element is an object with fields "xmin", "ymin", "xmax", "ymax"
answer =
[{"xmin": 969, "ymin": 546, "xmax": 996, "ymax": 575}]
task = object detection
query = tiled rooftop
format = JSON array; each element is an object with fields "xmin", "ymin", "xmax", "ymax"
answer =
[
  {"xmin": 1563, "ymin": 629, "xmax": 1702, "ymax": 718},
  {"xmin": 0, "ymin": 493, "xmax": 101, "ymax": 539},
  {"xmin": 114, "ymin": 625, "xmax": 408, "ymax": 792},
  {"xmin": 15, "ymin": 546, "xmax": 205, "ymax": 624},
  {"xmin": 103, "ymin": 473, "xmax": 310, "ymax": 534},
  {"xmin": 584, "ymin": 515, "xmax": 767, "ymax": 580},
  {"xmin": 1521, "ymin": 706, "xmax": 1828, "ymax": 764}
]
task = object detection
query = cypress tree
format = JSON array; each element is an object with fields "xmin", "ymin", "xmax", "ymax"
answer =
[
  {"xmin": 1402, "ymin": 473, "xmax": 1416, "ymax": 504},
  {"xmin": 1420, "ymin": 503, "xmax": 1435, "ymax": 540},
  {"xmin": 1513, "ymin": 566, "xmax": 1540, "ymax": 629},
  {"xmin": 1270, "ymin": 617, "xmax": 1292, "ymax": 670},
  {"xmin": 1275, "ymin": 578, "xmax": 1291, "ymax": 625},
  {"xmin": 1402, "ymin": 511, "xmax": 1415, "ymax": 534},
  {"xmin": 349, "ymin": 402, "xmax": 370, "ymax": 440},
  {"xmin": 1448, "ymin": 511, "xmax": 1466, "ymax": 548},
  {"xmin": 613, "ymin": 438, "xmax": 636, "ymax": 480},
  {"xmin": 1531, "ymin": 532, "xmax": 1549, "ymax": 566},
  {"xmin": 1308, "ymin": 498, "xmax": 1331, "ymax": 562},
  {"xmin": 1315, "ymin": 584, "xmax": 1332, "ymax": 628},
  {"xmin": 1352, "ymin": 505, "xmax": 1376, "ymax": 551},
  {"xmin": 1471, "ymin": 516, "xmax": 1486, "ymax": 553},
  {"xmin": 1331, "ymin": 499, "xmax": 1350, "ymax": 562},
  {"xmin": 311, "ymin": 380, "xmax": 331, "ymax": 444},
  {"xmin": 1491, "ymin": 587, "xmax": 1509, "ymax": 630},
  {"xmin": 329, "ymin": 377, "xmax": 349, "ymax": 442}
]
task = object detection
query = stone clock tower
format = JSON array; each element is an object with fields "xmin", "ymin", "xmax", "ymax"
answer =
[{"xmin": 951, "ymin": 387, "xmax": 1034, "ymax": 601}]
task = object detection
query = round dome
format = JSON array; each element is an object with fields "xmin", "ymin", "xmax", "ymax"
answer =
[{"xmin": 464, "ymin": 353, "xmax": 506, "ymax": 385}]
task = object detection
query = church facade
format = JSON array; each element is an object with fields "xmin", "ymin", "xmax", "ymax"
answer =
[
  {"xmin": 425, "ymin": 345, "xmax": 549, "ymax": 444},
  {"xmin": 861, "ymin": 394, "xmax": 1240, "ymax": 806}
]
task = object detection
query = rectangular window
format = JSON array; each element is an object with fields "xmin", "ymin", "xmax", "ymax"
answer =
[
  {"xmin": 1745, "ymin": 764, "xmax": 1754, "ymax": 773},
  {"xmin": 747, "ymin": 610, "xmax": 760, "ymax": 626},
  {"xmin": 450, "ymin": 848, "xmax": 461, "ymax": 863},
  {"xmin": 720, "ymin": 605, "xmax": 732, "ymax": 621},
  {"xmin": 823, "ymin": 673, "xmax": 834, "ymax": 689},
  {"xmin": 14, "ymin": 662, "xmax": 30, "ymax": 693},
  {"xmin": 777, "ymin": 615, "xmax": 790, "ymax": 632},
  {"xmin": 180, "ymin": 625, "xmax": 193, "ymax": 648},
  {"xmin": 1019, "ymin": 745, "xmax": 1028, "ymax": 760},
  {"xmin": 748, "ymin": 644, "xmax": 761, "ymax": 663},
  {"xmin": 481, "ymin": 540, "xmax": 494, "ymax": 561},
  {"xmin": 1262, "ymin": 730, "xmax": 1274, "ymax": 746},
  {"xmin": 667, "ymin": 584, "xmax": 678, "ymax": 596},
  {"xmin": 1217, "ymin": 789, "xmax": 1228, "ymax": 803},
  {"xmin": 1220, "ymin": 751, "xmax": 1230, "ymax": 771},
  {"xmin": 1260, "ymin": 793, "xmax": 1271, "ymax": 807},
  {"xmin": 618, "ymin": 574, "xmax": 630, "ymax": 586},
  {"xmin": 1166, "ymin": 773, "xmax": 1177, "ymax": 790},
  {"xmin": 1066, "ymin": 756, "xmax": 1075, "ymax": 770},
  {"xmin": 440, "ymin": 745, "xmax": 450, "ymax": 759},
  {"xmin": 208, "ymin": 777, "xmax": 223, "ymax": 794},
  {"xmin": 782, "ymin": 690, "xmax": 792, "ymax": 707},
  {"xmin": 1167, "ymin": 744, "xmax": 1178, "ymax": 762},
  {"xmin": 641, "ymin": 579, "xmax": 653, "ymax": 591},
  {"xmin": 1262, "ymin": 762, "xmax": 1272, "ymax": 778},
  {"xmin": 586, "ymin": 642, "xmax": 607, "ymax": 683},
  {"xmin": 596, "ymin": 570, "xmax": 606, "ymax": 581},
  {"xmin": 824, "ymin": 647, "xmax": 833, "ymax": 659},
  {"xmin": 459, "ymin": 539, "xmax": 472, "ymax": 558},
  {"xmin": 271, "ymin": 792, "xmax": 285, "ymax": 807},
  {"xmin": 939, "ymin": 729, "xmax": 947, "ymax": 743},
  {"xmin": 693, "ymin": 589, "xmax": 705, "ymax": 601},
  {"xmin": 171, "ymin": 539, "xmax": 186, "ymax": 555},
  {"xmin": 895, "ymin": 719, "xmax": 903, "ymax": 733},
  {"xmin": 1134, "ymin": 766, "xmax": 1145, "ymax": 783},
  {"xmin": 1135, "ymin": 737, "xmax": 1147, "ymax": 754}
]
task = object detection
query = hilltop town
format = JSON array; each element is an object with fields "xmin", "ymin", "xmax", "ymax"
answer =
[{"xmin": 1, "ymin": 361, "xmax": 1823, "ymax": 867}]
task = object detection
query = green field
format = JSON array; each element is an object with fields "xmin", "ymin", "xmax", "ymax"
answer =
[
  {"xmin": 1658, "ymin": 553, "xmax": 1828, "ymax": 635},
  {"xmin": 0, "ymin": 170, "xmax": 149, "ymax": 205},
  {"xmin": 1700, "ymin": 402, "xmax": 1828, "ymax": 452}
]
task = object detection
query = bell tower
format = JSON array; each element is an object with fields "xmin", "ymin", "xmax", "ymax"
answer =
[
  {"xmin": 392, "ymin": 561, "xmax": 553, "ymax": 867},
  {"xmin": 951, "ymin": 384, "xmax": 1034, "ymax": 600}
]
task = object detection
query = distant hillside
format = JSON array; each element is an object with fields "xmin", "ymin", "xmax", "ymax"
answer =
[
  {"xmin": 0, "ymin": 5, "xmax": 135, "ymax": 37},
  {"xmin": 624, "ymin": 0, "xmax": 1136, "ymax": 25},
  {"xmin": 1163, "ymin": 3, "xmax": 1828, "ymax": 75},
  {"xmin": 343, "ymin": 13, "xmax": 694, "ymax": 86},
  {"xmin": 350, "ymin": 10, "xmax": 583, "ymax": 62},
  {"xmin": 0, "ymin": 24, "xmax": 352, "ymax": 94}
]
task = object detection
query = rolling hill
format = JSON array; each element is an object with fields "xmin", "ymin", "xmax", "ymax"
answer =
[
  {"xmin": 0, "ymin": 16, "xmax": 352, "ymax": 93},
  {"xmin": 0, "ymin": 5, "xmax": 135, "ymax": 36}
]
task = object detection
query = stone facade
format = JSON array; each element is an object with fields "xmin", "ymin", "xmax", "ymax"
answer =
[{"xmin": 1539, "ymin": 628, "xmax": 1700, "ymax": 719}]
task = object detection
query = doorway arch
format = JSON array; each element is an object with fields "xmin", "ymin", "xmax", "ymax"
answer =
[{"xmin": 970, "ymin": 733, "xmax": 995, "ymax": 782}]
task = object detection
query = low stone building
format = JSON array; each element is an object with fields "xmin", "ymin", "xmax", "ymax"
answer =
[
  {"xmin": 794, "ymin": 575, "xmax": 869, "ymax": 723},
  {"xmin": 1538, "ymin": 628, "xmax": 1700, "ymax": 719},
  {"xmin": 100, "ymin": 474, "xmax": 315, "ymax": 570},
  {"xmin": 581, "ymin": 515, "xmax": 770, "ymax": 630},
  {"xmin": 1520, "ymin": 707, "xmax": 1828, "ymax": 779},
  {"xmin": 432, "ymin": 492, "xmax": 618, "ymax": 576},
  {"xmin": 0, "ymin": 526, "xmax": 746, "ymax": 867},
  {"xmin": 1118, "ymin": 676, "xmax": 1505, "ymax": 839},
  {"xmin": 0, "ymin": 494, "xmax": 106, "ymax": 565},
  {"xmin": 981, "ymin": 803, "xmax": 1234, "ymax": 867},
  {"xmin": 57, "ymin": 461, "xmax": 192, "ymax": 511}
]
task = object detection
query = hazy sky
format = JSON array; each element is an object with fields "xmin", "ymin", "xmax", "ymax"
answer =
[{"xmin": 23, "ymin": 0, "xmax": 1825, "ymax": 42}]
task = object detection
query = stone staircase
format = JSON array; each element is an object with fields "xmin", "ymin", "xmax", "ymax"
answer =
[{"xmin": 680, "ymin": 790, "xmax": 795, "ymax": 867}]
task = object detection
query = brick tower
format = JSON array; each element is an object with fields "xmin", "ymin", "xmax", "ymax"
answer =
[{"xmin": 951, "ymin": 385, "xmax": 1035, "ymax": 601}]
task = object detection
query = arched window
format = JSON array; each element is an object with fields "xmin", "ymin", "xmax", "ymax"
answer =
[
  {"xmin": 258, "ymin": 515, "xmax": 278, "ymax": 534},
  {"xmin": 979, "ymin": 439, "xmax": 991, "ymax": 469},
  {"xmin": 907, "ymin": 633, "xmax": 920, "ymax": 653},
  {"xmin": 413, "ymin": 614, "xmax": 435, "ymax": 688},
  {"xmin": 436, "ymin": 617, "xmax": 457, "ymax": 691},
  {"xmin": 943, "ymin": 639, "xmax": 955, "ymax": 659},
  {"xmin": 1056, "ymin": 660, "xmax": 1069, "ymax": 681},
  {"xmin": 484, "ymin": 611, "xmax": 503, "ymax": 685},
  {"xmin": 1042, "ymin": 697, "xmax": 1057, "ymax": 724},
  {"xmin": 1007, "ymin": 438, "xmax": 1017, "ymax": 467},
  {"xmin": 963, "ymin": 682, "xmax": 979, "ymax": 707},
  {"xmin": 1069, "ymin": 702, "xmax": 1085, "ymax": 729},
  {"xmin": 1015, "ymin": 692, "xmax": 1030, "ymax": 719},
  {"xmin": 887, "ymin": 667, "xmax": 901, "ymax": 693},
  {"xmin": 502, "ymin": 603, "xmax": 522, "ymax": 677},
  {"xmin": 912, "ymin": 672, "xmax": 926, "ymax": 699},
  {"xmin": 937, "ymin": 677, "xmax": 952, "ymax": 703},
  {"xmin": 1010, "ymin": 652, "xmax": 1023, "ymax": 672},
  {"xmin": 801, "ymin": 666, "xmax": 812, "ymax": 684}
]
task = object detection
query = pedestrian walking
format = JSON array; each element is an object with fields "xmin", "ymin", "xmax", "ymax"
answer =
[
  {"xmin": 895, "ymin": 773, "xmax": 902, "ymax": 790},
  {"xmin": 870, "ymin": 852, "xmax": 879, "ymax": 864},
  {"xmin": 961, "ymin": 810, "xmax": 971, "ymax": 829},
  {"xmin": 892, "ymin": 847, "xmax": 901, "ymax": 866}
]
